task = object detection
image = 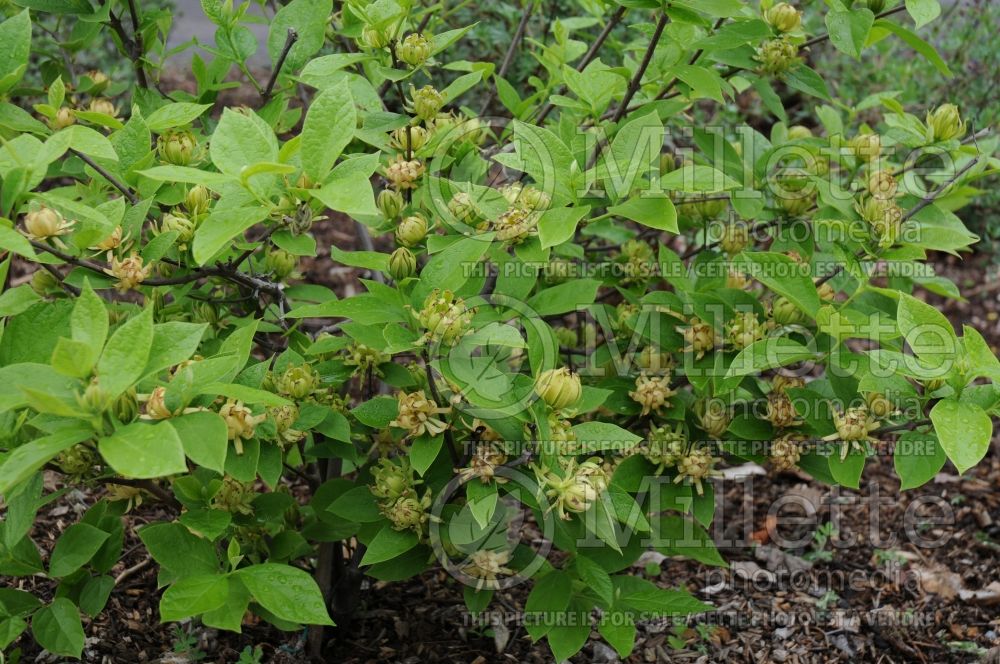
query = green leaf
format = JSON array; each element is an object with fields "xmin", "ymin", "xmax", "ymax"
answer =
[
  {"xmin": 31, "ymin": 598, "xmax": 84, "ymax": 658},
  {"xmin": 159, "ymin": 575, "xmax": 230, "ymax": 621},
  {"xmin": 350, "ymin": 395, "xmax": 399, "ymax": 427},
  {"xmin": 894, "ymin": 430, "xmax": 946, "ymax": 490},
  {"xmin": 930, "ymin": 399, "xmax": 991, "ymax": 474},
  {"xmin": 660, "ymin": 164, "xmax": 739, "ymax": 193},
  {"xmin": 824, "ymin": 8, "xmax": 873, "ymax": 60},
  {"xmin": 0, "ymin": 224, "xmax": 36, "ymax": 258},
  {"xmin": 599, "ymin": 613, "xmax": 636, "ymax": 658},
  {"xmin": 309, "ymin": 154, "xmax": 379, "ymax": 218},
  {"xmin": 575, "ymin": 555, "xmax": 614, "ymax": 605},
  {"xmin": 71, "ymin": 280, "xmax": 108, "ymax": 364},
  {"xmin": 192, "ymin": 206, "xmax": 270, "ymax": 265},
  {"xmin": 138, "ymin": 165, "xmax": 234, "ymax": 189},
  {"xmin": 409, "ymin": 434, "xmax": 443, "ymax": 475},
  {"xmin": 301, "ymin": 79, "xmax": 355, "ymax": 183},
  {"xmin": 0, "ymin": 11, "xmax": 30, "ymax": 94},
  {"xmin": 169, "ymin": 411, "xmax": 228, "ymax": 473},
  {"xmin": 209, "ymin": 108, "xmax": 279, "ymax": 178},
  {"xmin": 97, "ymin": 307, "xmax": 154, "ymax": 398},
  {"xmin": 49, "ymin": 523, "xmax": 110, "ymax": 577},
  {"xmin": 139, "ymin": 523, "xmax": 219, "ymax": 578},
  {"xmin": 0, "ymin": 427, "xmax": 91, "ymax": 496},
  {"xmin": 524, "ymin": 570, "xmax": 571, "ymax": 640},
  {"xmin": 268, "ymin": 0, "xmax": 332, "ymax": 74},
  {"xmin": 237, "ymin": 563, "xmax": 334, "ymax": 625},
  {"xmin": 603, "ymin": 111, "xmax": 662, "ymax": 200},
  {"xmin": 571, "ymin": 422, "xmax": 642, "ymax": 453},
  {"xmin": 412, "ymin": 233, "xmax": 494, "ymax": 304},
  {"xmin": 896, "ymin": 292, "xmax": 956, "ymax": 359},
  {"xmin": 742, "ymin": 252, "xmax": 821, "ymax": 317},
  {"xmin": 144, "ymin": 103, "xmax": 212, "ymax": 133},
  {"xmin": 608, "ymin": 195, "xmax": 678, "ymax": 233},
  {"xmin": 905, "ymin": 0, "xmax": 940, "ymax": 28},
  {"xmin": 725, "ymin": 337, "xmax": 815, "ymax": 378},
  {"xmin": 526, "ymin": 279, "xmax": 601, "ymax": 316},
  {"xmin": 360, "ymin": 525, "xmax": 419, "ymax": 565},
  {"xmin": 786, "ymin": 65, "xmax": 832, "ymax": 101},
  {"xmin": 98, "ymin": 421, "xmax": 188, "ymax": 479},
  {"xmin": 876, "ymin": 19, "xmax": 951, "ymax": 76},
  {"xmin": 538, "ymin": 206, "xmax": 590, "ymax": 249},
  {"xmin": 612, "ymin": 575, "xmax": 710, "ymax": 616}
]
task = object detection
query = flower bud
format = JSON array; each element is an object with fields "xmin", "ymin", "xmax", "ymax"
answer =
[
  {"xmin": 396, "ymin": 214, "xmax": 428, "ymax": 247},
  {"xmin": 866, "ymin": 0, "xmax": 886, "ymax": 12},
  {"xmin": 644, "ymin": 423, "xmax": 687, "ymax": 472},
  {"xmin": 144, "ymin": 386, "xmax": 174, "ymax": 419},
  {"xmin": 377, "ymin": 189, "xmax": 405, "ymax": 220},
  {"xmin": 388, "ymin": 246, "xmax": 417, "ymax": 280},
  {"xmin": 867, "ymin": 170, "xmax": 897, "ymax": 200},
  {"xmin": 553, "ymin": 326, "xmax": 578, "ymax": 348},
  {"xmin": 787, "ymin": 124, "xmax": 812, "ymax": 140},
  {"xmin": 772, "ymin": 374, "xmax": 805, "ymax": 394},
  {"xmin": 629, "ymin": 373, "xmax": 677, "ymax": 416},
  {"xmin": 638, "ymin": 345, "xmax": 673, "ymax": 372},
  {"xmin": 57, "ymin": 444, "xmax": 96, "ymax": 477},
  {"xmin": 726, "ymin": 310, "xmax": 765, "ymax": 349},
  {"xmin": 926, "ymin": 104, "xmax": 966, "ymax": 142},
  {"xmin": 771, "ymin": 296, "xmax": 804, "ymax": 325},
  {"xmin": 410, "ymin": 84, "xmax": 446, "ymax": 121},
  {"xmin": 756, "ymin": 37, "xmax": 799, "ymax": 76},
  {"xmin": 105, "ymin": 252, "xmax": 151, "ymax": 292},
  {"xmin": 719, "ymin": 222, "xmax": 749, "ymax": 256},
  {"xmin": 276, "ymin": 365, "xmax": 319, "ymax": 399},
  {"xmin": 370, "ymin": 458, "xmax": 413, "ymax": 500},
  {"xmin": 448, "ymin": 191, "xmax": 483, "ymax": 227},
  {"xmin": 113, "ymin": 388, "xmax": 139, "ymax": 422},
  {"xmin": 674, "ymin": 446, "xmax": 718, "ymax": 495},
  {"xmin": 397, "ymin": 33, "xmax": 432, "ymax": 67},
  {"xmin": 416, "ymin": 288, "xmax": 473, "ymax": 345},
  {"xmin": 462, "ymin": 548, "xmax": 514, "ymax": 590},
  {"xmin": 343, "ymin": 343, "xmax": 388, "ymax": 375},
  {"xmin": 30, "ymin": 269, "xmax": 62, "ymax": 297},
  {"xmin": 265, "ymin": 247, "xmax": 299, "ymax": 280},
  {"xmin": 361, "ymin": 23, "xmax": 390, "ymax": 49},
  {"xmin": 492, "ymin": 207, "xmax": 538, "ymax": 244},
  {"xmin": 848, "ymin": 133, "xmax": 881, "ymax": 161},
  {"xmin": 390, "ymin": 390, "xmax": 450, "ymax": 438},
  {"xmin": 157, "ymin": 129, "xmax": 198, "ymax": 166},
  {"xmin": 384, "ymin": 155, "xmax": 425, "ymax": 190},
  {"xmin": 52, "ymin": 107, "xmax": 75, "ymax": 129},
  {"xmin": 726, "ymin": 267, "xmax": 749, "ymax": 290},
  {"xmin": 78, "ymin": 378, "xmax": 110, "ymax": 414},
  {"xmin": 86, "ymin": 70, "xmax": 110, "ymax": 94},
  {"xmin": 689, "ymin": 196, "xmax": 728, "ymax": 220},
  {"xmin": 765, "ymin": 391, "xmax": 801, "ymax": 428},
  {"xmin": 23, "ymin": 206, "xmax": 74, "ymax": 240},
  {"xmin": 270, "ymin": 403, "xmax": 305, "ymax": 445},
  {"xmin": 680, "ymin": 317, "xmax": 717, "ymax": 360},
  {"xmin": 534, "ymin": 367, "xmax": 582, "ymax": 411},
  {"xmin": 384, "ymin": 494, "xmax": 431, "ymax": 532},
  {"xmin": 698, "ymin": 400, "xmax": 731, "ymax": 439},
  {"xmin": 159, "ymin": 212, "xmax": 196, "ymax": 246},
  {"xmin": 770, "ymin": 433, "xmax": 804, "ymax": 471},
  {"xmin": 212, "ymin": 477, "xmax": 255, "ymax": 514},
  {"xmin": 89, "ymin": 98, "xmax": 117, "ymax": 118},
  {"xmin": 390, "ymin": 125, "xmax": 429, "ymax": 152},
  {"xmin": 865, "ymin": 392, "xmax": 895, "ymax": 419},
  {"xmin": 220, "ymin": 399, "xmax": 265, "ymax": 444},
  {"xmin": 92, "ymin": 226, "xmax": 125, "ymax": 251},
  {"xmin": 765, "ymin": 2, "xmax": 802, "ymax": 33},
  {"xmin": 185, "ymin": 185, "xmax": 212, "ymax": 216}
]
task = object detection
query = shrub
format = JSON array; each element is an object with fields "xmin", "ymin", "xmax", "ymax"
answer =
[{"xmin": 0, "ymin": 0, "xmax": 996, "ymax": 660}]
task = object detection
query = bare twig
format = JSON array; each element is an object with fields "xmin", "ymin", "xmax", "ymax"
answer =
[
  {"xmin": 534, "ymin": 5, "xmax": 627, "ymax": 124},
  {"xmin": 70, "ymin": 149, "xmax": 139, "ymax": 204},
  {"xmin": 479, "ymin": 1, "xmax": 535, "ymax": 115},
  {"xmin": 262, "ymin": 28, "xmax": 299, "ymax": 102}
]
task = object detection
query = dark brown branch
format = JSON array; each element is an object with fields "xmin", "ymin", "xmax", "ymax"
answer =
[
  {"xmin": 70, "ymin": 149, "xmax": 139, "ymax": 204},
  {"xmin": 534, "ymin": 5, "xmax": 626, "ymax": 124},
  {"xmin": 262, "ymin": 28, "xmax": 299, "ymax": 102},
  {"xmin": 479, "ymin": 1, "xmax": 536, "ymax": 114}
]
